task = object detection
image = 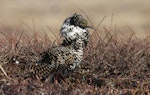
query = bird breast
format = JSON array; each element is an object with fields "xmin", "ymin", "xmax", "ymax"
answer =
[{"xmin": 61, "ymin": 23, "xmax": 87, "ymax": 41}]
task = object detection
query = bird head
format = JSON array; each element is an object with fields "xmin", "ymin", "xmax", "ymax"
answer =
[{"xmin": 70, "ymin": 13, "xmax": 93, "ymax": 29}]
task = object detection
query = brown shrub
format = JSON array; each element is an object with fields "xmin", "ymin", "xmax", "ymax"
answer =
[{"xmin": 0, "ymin": 25, "xmax": 149, "ymax": 95}]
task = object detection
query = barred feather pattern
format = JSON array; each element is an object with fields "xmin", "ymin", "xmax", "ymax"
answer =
[{"xmin": 27, "ymin": 13, "xmax": 91, "ymax": 81}]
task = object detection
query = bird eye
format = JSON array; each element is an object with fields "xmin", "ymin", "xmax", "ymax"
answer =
[{"xmin": 79, "ymin": 19, "xmax": 88, "ymax": 28}]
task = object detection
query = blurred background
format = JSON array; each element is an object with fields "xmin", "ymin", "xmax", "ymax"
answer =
[{"xmin": 0, "ymin": 0, "xmax": 150, "ymax": 38}]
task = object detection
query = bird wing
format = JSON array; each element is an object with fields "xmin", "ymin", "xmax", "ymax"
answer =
[{"xmin": 28, "ymin": 46, "xmax": 75, "ymax": 80}]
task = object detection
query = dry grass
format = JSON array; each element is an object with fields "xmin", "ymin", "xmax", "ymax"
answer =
[{"xmin": 0, "ymin": 24, "xmax": 149, "ymax": 95}]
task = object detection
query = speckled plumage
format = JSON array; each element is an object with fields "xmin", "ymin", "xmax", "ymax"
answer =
[
  {"xmin": 28, "ymin": 13, "xmax": 92, "ymax": 81},
  {"xmin": 60, "ymin": 13, "xmax": 91, "ymax": 46}
]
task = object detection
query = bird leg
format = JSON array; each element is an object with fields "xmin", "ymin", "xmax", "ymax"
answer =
[{"xmin": 50, "ymin": 73, "xmax": 65, "ymax": 83}]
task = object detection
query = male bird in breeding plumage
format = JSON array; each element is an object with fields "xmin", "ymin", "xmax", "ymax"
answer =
[{"xmin": 27, "ymin": 13, "xmax": 93, "ymax": 81}]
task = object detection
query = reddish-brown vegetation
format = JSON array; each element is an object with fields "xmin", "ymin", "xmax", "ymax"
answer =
[{"xmin": 0, "ymin": 25, "xmax": 149, "ymax": 95}]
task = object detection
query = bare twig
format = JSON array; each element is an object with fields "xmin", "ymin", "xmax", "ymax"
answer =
[{"xmin": 0, "ymin": 64, "xmax": 8, "ymax": 77}]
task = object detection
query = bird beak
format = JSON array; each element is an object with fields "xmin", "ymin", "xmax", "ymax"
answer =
[{"xmin": 86, "ymin": 25, "xmax": 94, "ymax": 29}]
